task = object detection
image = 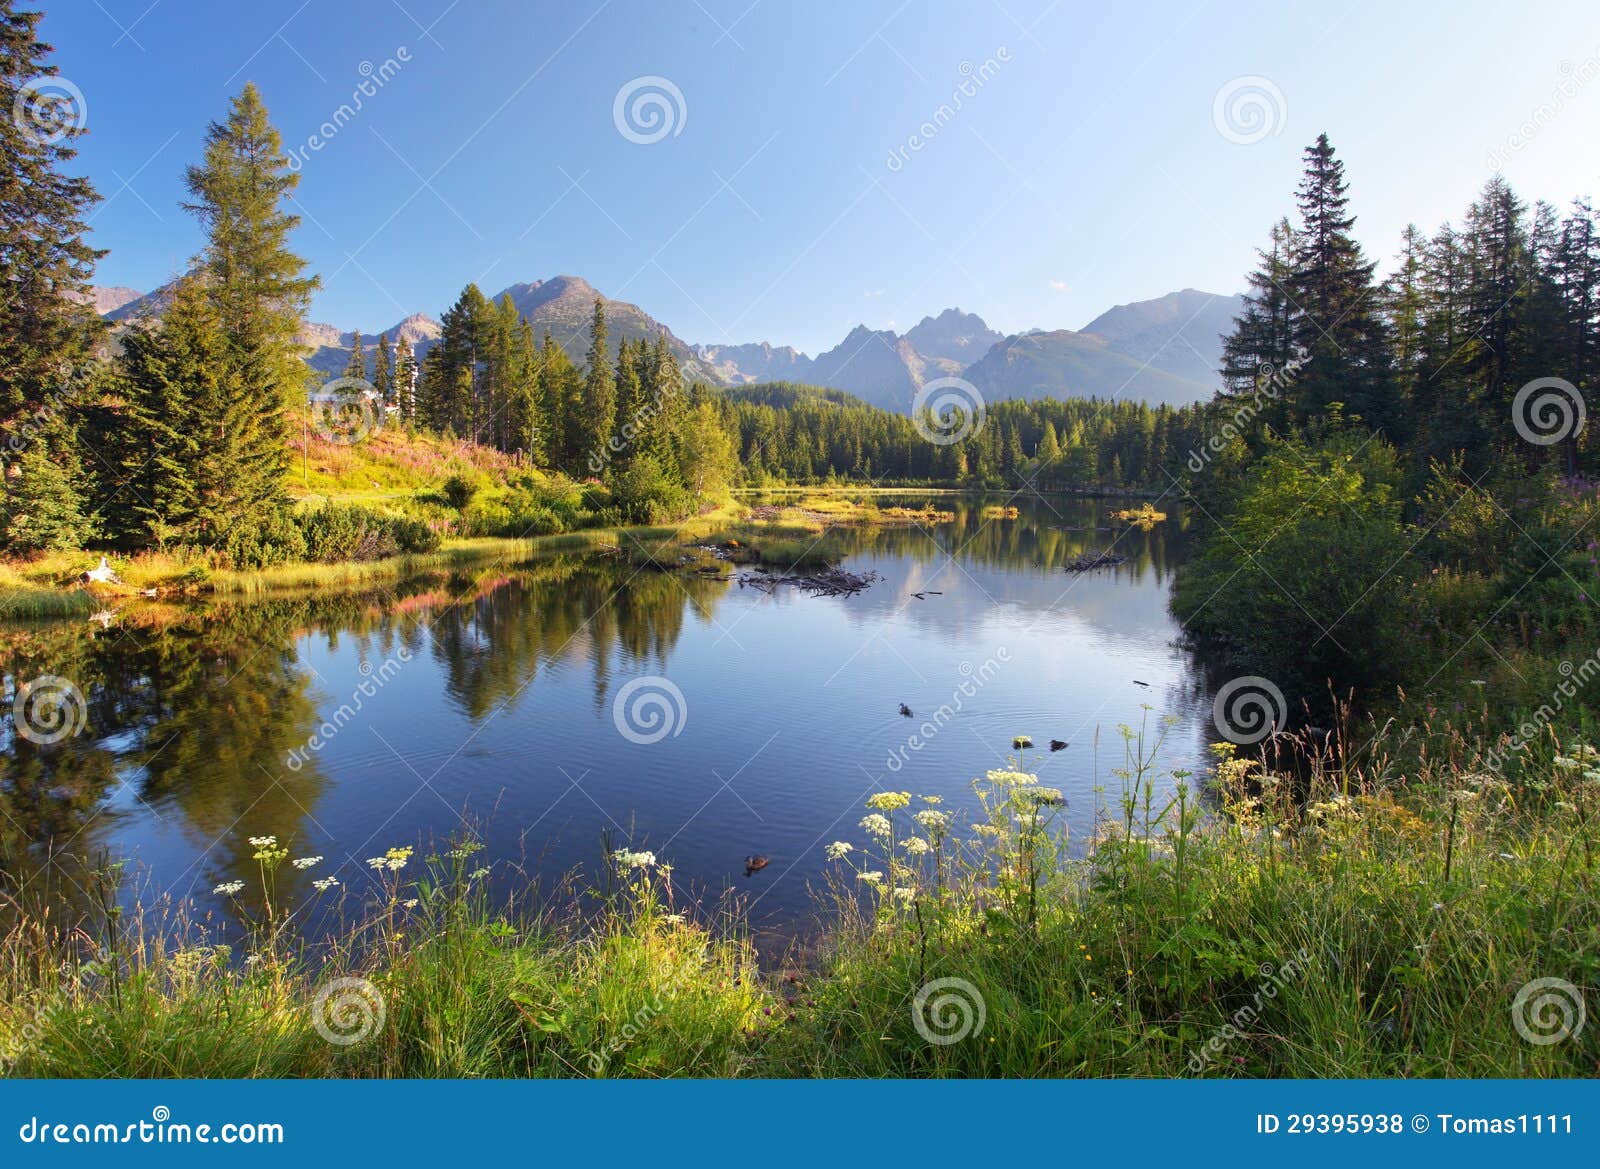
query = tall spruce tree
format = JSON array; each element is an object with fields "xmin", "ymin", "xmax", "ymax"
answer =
[
  {"xmin": 373, "ymin": 332, "xmax": 394, "ymax": 406},
  {"xmin": 394, "ymin": 336, "xmax": 417, "ymax": 421},
  {"xmin": 0, "ymin": 2, "xmax": 106, "ymax": 551},
  {"xmin": 580, "ymin": 299, "xmax": 616, "ymax": 467},
  {"xmin": 343, "ymin": 331, "xmax": 367, "ymax": 384},
  {"xmin": 180, "ymin": 83, "xmax": 317, "ymax": 534},
  {"xmin": 1284, "ymin": 134, "xmax": 1395, "ymax": 434}
]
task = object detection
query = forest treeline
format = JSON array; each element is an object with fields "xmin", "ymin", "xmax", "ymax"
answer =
[{"xmin": 1173, "ymin": 132, "xmax": 1598, "ymax": 746}]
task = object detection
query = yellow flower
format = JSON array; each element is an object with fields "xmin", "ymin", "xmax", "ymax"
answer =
[{"xmin": 866, "ymin": 791, "xmax": 911, "ymax": 811}]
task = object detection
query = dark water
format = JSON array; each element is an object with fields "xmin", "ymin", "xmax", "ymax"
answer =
[{"xmin": 1, "ymin": 495, "xmax": 1212, "ymax": 943}]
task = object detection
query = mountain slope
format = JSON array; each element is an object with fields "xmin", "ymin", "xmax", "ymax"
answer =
[
  {"xmin": 1079, "ymin": 288, "xmax": 1244, "ymax": 390},
  {"xmin": 491, "ymin": 275, "xmax": 720, "ymax": 382},
  {"xmin": 962, "ymin": 329, "xmax": 1215, "ymax": 408}
]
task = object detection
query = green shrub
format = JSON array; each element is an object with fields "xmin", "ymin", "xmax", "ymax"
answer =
[
  {"xmin": 222, "ymin": 505, "xmax": 308, "ymax": 569},
  {"xmin": 442, "ymin": 473, "xmax": 479, "ymax": 512}
]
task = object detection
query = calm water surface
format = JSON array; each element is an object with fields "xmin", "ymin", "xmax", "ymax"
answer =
[{"xmin": 1, "ymin": 496, "xmax": 1213, "ymax": 942}]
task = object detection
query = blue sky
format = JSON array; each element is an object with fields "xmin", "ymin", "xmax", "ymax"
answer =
[{"xmin": 45, "ymin": 0, "xmax": 1600, "ymax": 354}]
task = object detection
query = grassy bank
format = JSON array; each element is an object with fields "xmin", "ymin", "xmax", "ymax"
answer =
[
  {"xmin": 0, "ymin": 489, "xmax": 958, "ymax": 614},
  {"xmin": 3, "ymin": 721, "xmax": 1593, "ymax": 1078}
]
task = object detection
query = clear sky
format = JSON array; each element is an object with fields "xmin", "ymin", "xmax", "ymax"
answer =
[{"xmin": 42, "ymin": 0, "xmax": 1600, "ymax": 354}]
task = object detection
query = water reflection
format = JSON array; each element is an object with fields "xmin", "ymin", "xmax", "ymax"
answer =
[{"xmin": 2, "ymin": 495, "xmax": 1209, "ymax": 937}]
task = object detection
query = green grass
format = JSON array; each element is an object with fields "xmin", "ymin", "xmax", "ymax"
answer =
[
  {"xmin": 3, "ymin": 719, "xmax": 1594, "ymax": 1078},
  {"xmin": 0, "ymin": 586, "xmax": 98, "ymax": 620}
]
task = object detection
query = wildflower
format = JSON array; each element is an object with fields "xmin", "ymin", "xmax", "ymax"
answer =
[
  {"xmin": 919, "ymin": 795, "xmax": 943, "ymax": 805},
  {"xmin": 856, "ymin": 870, "xmax": 884, "ymax": 885},
  {"xmin": 1012, "ymin": 735, "xmax": 1033, "ymax": 750},
  {"xmin": 312, "ymin": 877, "xmax": 340, "ymax": 892},
  {"xmin": 914, "ymin": 809, "xmax": 950, "ymax": 833},
  {"xmin": 213, "ymin": 881, "xmax": 245, "ymax": 896},
  {"xmin": 865, "ymin": 791, "xmax": 911, "ymax": 811},
  {"xmin": 612, "ymin": 848, "xmax": 657, "ymax": 870},
  {"xmin": 247, "ymin": 836, "xmax": 277, "ymax": 848},
  {"xmin": 824, "ymin": 841, "xmax": 854, "ymax": 860},
  {"xmin": 1448, "ymin": 789, "xmax": 1480, "ymax": 803},
  {"xmin": 468, "ymin": 867, "xmax": 490, "ymax": 880},
  {"xmin": 901, "ymin": 836, "xmax": 931, "ymax": 856},
  {"xmin": 401, "ymin": 899, "xmax": 419, "ymax": 909},
  {"xmin": 291, "ymin": 856, "xmax": 322, "ymax": 870},
  {"xmin": 892, "ymin": 887, "xmax": 915, "ymax": 903},
  {"xmin": 984, "ymin": 768, "xmax": 1036, "ymax": 787},
  {"xmin": 367, "ymin": 846, "xmax": 413, "ymax": 872},
  {"xmin": 244, "ymin": 954, "xmax": 262, "ymax": 966},
  {"xmin": 662, "ymin": 912, "xmax": 686, "ymax": 925},
  {"xmin": 859, "ymin": 813, "xmax": 891, "ymax": 839}
]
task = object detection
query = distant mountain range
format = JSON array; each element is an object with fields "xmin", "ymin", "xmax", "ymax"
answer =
[{"xmin": 89, "ymin": 277, "xmax": 1243, "ymax": 411}]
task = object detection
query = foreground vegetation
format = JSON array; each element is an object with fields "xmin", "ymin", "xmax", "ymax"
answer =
[{"xmin": 2, "ymin": 720, "xmax": 1593, "ymax": 1078}]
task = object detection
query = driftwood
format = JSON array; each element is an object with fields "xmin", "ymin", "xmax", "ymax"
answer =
[
  {"xmin": 737, "ymin": 567, "xmax": 881, "ymax": 597},
  {"xmin": 1064, "ymin": 551, "xmax": 1126, "ymax": 573}
]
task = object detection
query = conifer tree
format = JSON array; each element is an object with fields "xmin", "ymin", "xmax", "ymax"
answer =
[
  {"xmin": 0, "ymin": 2, "xmax": 106, "ymax": 551},
  {"xmin": 180, "ymin": 83, "xmax": 316, "ymax": 533},
  {"xmin": 580, "ymin": 299, "xmax": 616, "ymax": 465},
  {"xmin": 1285, "ymin": 134, "xmax": 1395, "ymax": 433},
  {"xmin": 373, "ymin": 332, "xmax": 394, "ymax": 406},
  {"xmin": 394, "ymin": 336, "xmax": 417, "ymax": 421},
  {"xmin": 343, "ymin": 331, "xmax": 367, "ymax": 384}
]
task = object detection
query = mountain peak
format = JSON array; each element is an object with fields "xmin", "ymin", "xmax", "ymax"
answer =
[{"xmin": 903, "ymin": 307, "xmax": 1001, "ymax": 365}]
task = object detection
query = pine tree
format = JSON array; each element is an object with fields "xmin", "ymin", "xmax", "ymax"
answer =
[
  {"xmin": 0, "ymin": 418, "xmax": 91, "ymax": 551},
  {"xmin": 0, "ymin": 2, "xmax": 105, "ymax": 420},
  {"xmin": 343, "ymin": 331, "xmax": 367, "ymax": 384},
  {"xmin": 1284, "ymin": 134, "xmax": 1394, "ymax": 433},
  {"xmin": 373, "ymin": 332, "xmax": 394, "ymax": 407},
  {"xmin": 610, "ymin": 338, "xmax": 643, "ymax": 472},
  {"xmin": 181, "ymin": 83, "xmax": 316, "ymax": 533},
  {"xmin": 116, "ymin": 278, "xmax": 283, "ymax": 547},
  {"xmin": 0, "ymin": 3, "xmax": 106, "ymax": 552},
  {"xmin": 580, "ymin": 298, "xmax": 616, "ymax": 467},
  {"xmin": 394, "ymin": 336, "xmax": 417, "ymax": 421},
  {"xmin": 1219, "ymin": 217, "xmax": 1299, "ymax": 435}
]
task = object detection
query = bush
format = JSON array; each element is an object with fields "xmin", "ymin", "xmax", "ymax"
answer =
[
  {"xmin": 390, "ymin": 516, "xmax": 441, "ymax": 554},
  {"xmin": 222, "ymin": 505, "xmax": 307, "ymax": 569},
  {"xmin": 441, "ymin": 473, "xmax": 479, "ymax": 511},
  {"xmin": 609, "ymin": 457, "xmax": 692, "ymax": 525}
]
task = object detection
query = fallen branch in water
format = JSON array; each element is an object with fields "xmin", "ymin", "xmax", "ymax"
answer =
[
  {"xmin": 1064, "ymin": 551, "xmax": 1126, "ymax": 572},
  {"xmin": 737, "ymin": 567, "xmax": 881, "ymax": 597}
]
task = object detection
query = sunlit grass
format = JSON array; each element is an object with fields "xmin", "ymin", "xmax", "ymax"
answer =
[{"xmin": 3, "ymin": 720, "xmax": 1592, "ymax": 1078}]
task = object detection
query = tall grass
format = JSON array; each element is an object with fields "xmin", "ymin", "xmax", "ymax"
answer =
[{"xmin": 2, "ymin": 720, "xmax": 1593, "ymax": 1077}]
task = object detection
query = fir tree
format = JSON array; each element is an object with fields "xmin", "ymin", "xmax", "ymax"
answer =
[
  {"xmin": 580, "ymin": 298, "xmax": 616, "ymax": 466},
  {"xmin": 180, "ymin": 83, "xmax": 316, "ymax": 532},
  {"xmin": 343, "ymin": 331, "xmax": 367, "ymax": 384},
  {"xmin": 1285, "ymin": 134, "xmax": 1395, "ymax": 433},
  {"xmin": 373, "ymin": 332, "xmax": 394, "ymax": 406},
  {"xmin": 0, "ymin": 1, "xmax": 105, "ymax": 419},
  {"xmin": 394, "ymin": 336, "xmax": 417, "ymax": 421}
]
